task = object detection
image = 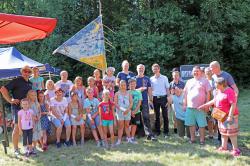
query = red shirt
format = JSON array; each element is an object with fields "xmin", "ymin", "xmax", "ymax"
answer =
[
  {"xmin": 98, "ymin": 101, "xmax": 114, "ymax": 120},
  {"xmin": 215, "ymin": 88, "xmax": 239, "ymax": 115}
]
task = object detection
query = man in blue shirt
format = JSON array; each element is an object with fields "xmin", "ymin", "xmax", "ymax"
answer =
[{"xmin": 136, "ymin": 64, "xmax": 157, "ymax": 141}]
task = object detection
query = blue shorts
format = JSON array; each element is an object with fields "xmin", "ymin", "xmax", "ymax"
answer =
[
  {"xmin": 86, "ymin": 115, "xmax": 100, "ymax": 129},
  {"xmin": 185, "ymin": 108, "xmax": 207, "ymax": 128},
  {"xmin": 102, "ymin": 120, "xmax": 114, "ymax": 127},
  {"xmin": 52, "ymin": 117, "xmax": 71, "ymax": 128}
]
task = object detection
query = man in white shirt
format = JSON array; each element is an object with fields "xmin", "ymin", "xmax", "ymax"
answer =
[{"xmin": 150, "ymin": 64, "xmax": 170, "ymax": 137}]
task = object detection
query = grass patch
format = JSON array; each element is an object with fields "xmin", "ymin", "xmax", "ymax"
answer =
[{"xmin": 0, "ymin": 89, "xmax": 250, "ymax": 166}]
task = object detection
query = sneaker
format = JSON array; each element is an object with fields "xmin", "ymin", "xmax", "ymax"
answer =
[
  {"xmin": 72, "ymin": 142, "xmax": 77, "ymax": 147},
  {"xmin": 25, "ymin": 151, "xmax": 30, "ymax": 157},
  {"xmin": 199, "ymin": 141, "xmax": 205, "ymax": 146},
  {"xmin": 96, "ymin": 141, "xmax": 101, "ymax": 147},
  {"xmin": 56, "ymin": 142, "xmax": 61, "ymax": 148},
  {"xmin": 130, "ymin": 138, "xmax": 138, "ymax": 144},
  {"xmin": 164, "ymin": 133, "xmax": 169, "ymax": 139},
  {"xmin": 231, "ymin": 148, "xmax": 241, "ymax": 157},
  {"xmin": 115, "ymin": 140, "xmax": 121, "ymax": 146},
  {"xmin": 126, "ymin": 137, "xmax": 131, "ymax": 143},
  {"xmin": 14, "ymin": 149, "xmax": 20, "ymax": 156},
  {"xmin": 104, "ymin": 142, "xmax": 109, "ymax": 149},
  {"xmin": 146, "ymin": 135, "xmax": 152, "ymax": 140},
  {"xmin": 110, "ymin": 144, "xmax": 115, "ymax": 149},
  {"xmin": 101, "ymin": 140, "xmax": 105, "ymax": 147},
  {"xmin": 30, "ymin": 149, "xmax": 37, "ymax": 156},
  {"xmin": 174, "ymin": 128, "xmax": 177, "ymax": 134},
  {"xmin": 151, "ymin": 135, "xmax": 158, "ymax": 141},
  {"xmin": 80, "ymin": 139, "xmax": 85, "ymax": 146},
  {"xmin": 64, "ymin": 141, "xmax": 71, "ymax": 147}
]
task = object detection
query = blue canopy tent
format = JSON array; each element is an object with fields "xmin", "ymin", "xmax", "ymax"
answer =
[{"xmin": 0, "ymin": 47, "xmax": 60, "ymax": 79}]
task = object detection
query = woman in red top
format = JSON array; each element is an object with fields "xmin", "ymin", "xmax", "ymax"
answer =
[
  {"xmin": 87, "ymin": 77, "xmax": 99, "ymax": 99},
  {"xmin": 98, "ymin": 89, "xmax": 116, "ymax": 148},
  {"xmin": 93, "ymin": 69, "xmax": 103, "ymax": 98},
  {"xmin": 199, "ymin": 77, "xmax": 240, "ymax": 156}
]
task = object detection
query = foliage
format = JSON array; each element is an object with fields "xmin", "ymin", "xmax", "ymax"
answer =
[{"xmin": 0, "ymin": 0, "xmax": 249, "ymax": 85}]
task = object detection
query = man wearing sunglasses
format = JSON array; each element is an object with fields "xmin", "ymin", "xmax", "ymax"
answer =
[{"xmin": 0, "ymin": 65, "xmax": 32, "ymax": 156}]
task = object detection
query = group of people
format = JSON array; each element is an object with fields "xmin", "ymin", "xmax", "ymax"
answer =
[{"xmin": 0, "ymin": 60, "xmax": 240, "ymax": 157}]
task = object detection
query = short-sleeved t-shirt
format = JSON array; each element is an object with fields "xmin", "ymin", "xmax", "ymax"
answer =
[
  {"xmin": 129, "ymin": 90, "xmax": 142, "ymax": 114},
  {"xmin": 5, "ymin": 76, "xmax": 32, "ymax": 100},
  {"xmin": 98, "ymin": 101, "xmax": 115, "ymax": 120},
  {"xmin": 172, "ymin": 94, "xmax": 185, "ymax": 121},
  {"xmin": 169, "ymin": 80, "xmax": 185, "ymax": 90},
  {"xmin": 117, "ymin": 71, "xmax": 135, "ymax": 88},
  {"xmin": 136, "ymin": 76, "xmax": 151, "ymax": 104},
  {"xmin": 50, "ymin": 97, "xmax": 68, "ymax": 118},
  {"xmin": 55, "ymin": 80, "xmax": 73, "ymax": 99},
  {"xmin": 184, "ymin": 77, "xmax": 211, "ymax": 108},
  {"xmin": 212, "ymin": 71, "xmax": 235, "ymax": 87},
  {"xmin": 18, "ymin": 109, "xmax": 34, "ymax": 130},
  {"xmin": 215, "ymin": 88, "xmax": 239, "ymax": 115},
  {"xmin": 103, "ymin": 75, "xmax": 116, "ymax": 84},
  {"xmin": 29, "ymin": 76, "xmax": 44, "ymax": 91},
  {"xmin": 84, "ymin": 98, "xmax": 100, "ymax": 115}
]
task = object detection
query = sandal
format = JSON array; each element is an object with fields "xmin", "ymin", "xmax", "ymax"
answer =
[
  {"xmin": 189, "ymin": 140, "xmax": 195, "ymax": 144},
  {"xmin": 217, "ymin": 146, "xmax": 228, "ymax": 152},
  {"xmin": 231, "ymin": 148, "xmax": 241, "ymax": 157},
  {"xmin": 200, "ymin": 141, "xmax": 205, "ymax": 146}
]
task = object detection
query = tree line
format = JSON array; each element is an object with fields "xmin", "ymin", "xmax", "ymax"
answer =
[{"xmin": 1, "ymin": 0, "xmax": 250, "ymax": 87}]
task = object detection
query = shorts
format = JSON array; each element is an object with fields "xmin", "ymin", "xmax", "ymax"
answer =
[
  {"xmin": 86, "ymin": 115, "xmax": 100, "ymax": 129},
  {"xmin": 116, "ymin": 110, "xmax": 131, "ymax": 121},
  {"xmin": 71, "ymin": 118, "xmax": 85, "ymax": 126},
  {"xmin": 11, "ymin": 104, "xmax": 21, "ymax": 124},
  {"xmin": 102, "ymin": 120, "xmax": 114, "ymax": 127},
  {"xmin": 130, "ymin": 113, "xmax": 141, "ymax": 125},
  {"xmin": 185, "ymin": 108, "xmax": 207, "ymax": 128},
  {"xmin": 52, "ymin": 117, "xmax": 71, "ymax": 128}
]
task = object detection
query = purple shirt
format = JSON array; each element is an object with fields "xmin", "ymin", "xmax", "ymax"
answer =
[{"xmin": 184, "ymin": 77, "xmax": 211, "ymax": 108}]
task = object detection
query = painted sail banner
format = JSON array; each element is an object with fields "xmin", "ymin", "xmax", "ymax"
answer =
[{"xmin": 53, "ymin": 16, "xmax": 107, "ymax": 70}]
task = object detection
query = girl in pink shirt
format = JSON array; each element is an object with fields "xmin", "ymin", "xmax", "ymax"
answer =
[{"xmin": 18, "ymin": 98, "xmax": 34, "ymax": 157}]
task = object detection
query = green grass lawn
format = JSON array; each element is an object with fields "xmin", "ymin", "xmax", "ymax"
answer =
[{"xmin": 0, "ymin": 90, "xmax": 250, "ymax": 166}]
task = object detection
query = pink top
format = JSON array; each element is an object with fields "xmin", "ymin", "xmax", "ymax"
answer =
[
  {"xmin": 18, "ymin": 109, "xmax": 34, "ymax": 130},
  {"xmin": 215, "ymin": 88, "xmax": 239, "ymax": 115},
  {"xmin": 184, "ymin": 77, "xmax": 211, "ymax": 108}
]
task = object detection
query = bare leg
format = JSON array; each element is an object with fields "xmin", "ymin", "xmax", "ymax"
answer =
[
  {"xmin": 97, "ymin": 125, "xmax": 104, "ymax": 140},
  {"xmin": 102, "ymin": 126, "xmax": 108, "ymax": 143},
  {"xmin": 91, "ymin": 129, "xmax": 99, "ymax": 141},
  {"xmin": 109, "ymin": 125, "xmax": 115, "ymax": 145},
  {"xmin": 124, "ymin": 120, "xmax": 131, "ymax": 138},
  {"xmin": 131, "ymin": 125, "xmax": 137, "ymax": 138},
  {"xmin": 221, "ymin": 135, "xmax": 228, "ymax": 149},
  {"xmin": 189, "ymin": 126, "xmax": 196, "ymax": 142},
  {"xmin": 117, "ymin": 120, "xmax": 124, "ymax": 141},
  {"xmin": 56, "ymin": 127, "xmax": 62, "ymax": 143},
  {"xmin": 80, "ymin": 124, "xmax": 85, "ymax": 142},
  {"xmin": 72, "ymin": 126, "xmax": 77, "ymax": 144},
  {"xmin": 230, "ymin": 135, "xmax": 238, "ymax": 149},
  {"xmin": 199, "ymin": 127, "xmax": 205, "ymax": 142},
  {"xmin": 207, "ymin": 120, "xmax": 214, "ymax": 137},
  {"xmin": 65, "ymin": 126, "xmax": 71, "ymax": 141},
  {"xmin": 12, "ymin": 124, "xmax": 19, "ymax": 150}
]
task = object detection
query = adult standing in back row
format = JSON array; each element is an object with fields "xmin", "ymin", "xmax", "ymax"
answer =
[
  {"xmin": 136, "ymin": 64, "xmax": 157, "ymax": 141},
  {"xmin": 150, "ymin": 64, "xmax": 170, "ymax": 138},
  {"xmin": 116, "ymin": 60, "xmax": 135, "ymax": 89}
]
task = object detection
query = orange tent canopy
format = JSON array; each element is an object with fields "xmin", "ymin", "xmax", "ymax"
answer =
[{"xmin": 0, "ymin": 13, "xmax": 57, "ymax": 44}]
